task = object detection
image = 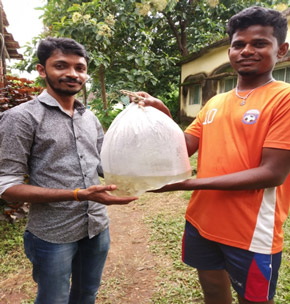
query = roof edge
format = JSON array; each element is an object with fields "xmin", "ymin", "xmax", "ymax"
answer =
[{"xmin": 177, "ymin": 37, "xmax": 229, "ymax": 66}]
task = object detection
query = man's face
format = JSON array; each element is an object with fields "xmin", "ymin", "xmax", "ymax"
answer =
[
  {"xmin": 228, "ymin": 25, "xmax": 283, "ymax": 77},
  {"xmin": 38, "ymin": 50, "xmax": 88, "ymax": 96}
]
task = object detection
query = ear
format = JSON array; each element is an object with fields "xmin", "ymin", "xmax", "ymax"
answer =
[
  {"xmin": 36, "ymin": 64, "xmax": 46, "ymax": 79},
  {"xmin": 227, "ymin": 47, "xmax": 232, "ymax": 60},
  {"xmin": 277, "ymin": 42, "xmax": 289, "ymax": 59}
]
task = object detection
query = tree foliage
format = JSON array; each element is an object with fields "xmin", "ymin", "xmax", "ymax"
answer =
[{"xmin": 15, "ymin": 0, "xmax": 287, "ymax": 122}]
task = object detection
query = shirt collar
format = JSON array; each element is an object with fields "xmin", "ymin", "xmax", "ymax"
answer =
[{"xmin": 37, "ymin": 90, "xmax": 86, "ymax": 115}]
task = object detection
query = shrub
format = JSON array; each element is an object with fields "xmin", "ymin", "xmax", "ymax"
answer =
[
  {"xmin": 0, "ymin": 75, "xmax": 42, "ymax": 112},
  {"xmin": 0, "ymin": 75, "xmax": 42, "ymax": 221}
]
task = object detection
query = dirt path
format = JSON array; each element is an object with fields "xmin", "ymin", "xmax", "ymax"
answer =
[{"xmin": 97, "ymin": 204, "xmax": 158, "ymax": 303}]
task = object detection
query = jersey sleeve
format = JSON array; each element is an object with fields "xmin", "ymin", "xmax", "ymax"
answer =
[
  {"xmin": 184, "ymin": 99, "xmax": 213, "ymax": 138},
  {"xmin": 264, "ymin": 90, "xmax": 290, "ymax": 150}
]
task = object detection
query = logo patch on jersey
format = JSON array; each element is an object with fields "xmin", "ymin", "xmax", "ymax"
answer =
[{"xmin": 242, "ymin": 109, "xmax": 260, "ymax": 125}]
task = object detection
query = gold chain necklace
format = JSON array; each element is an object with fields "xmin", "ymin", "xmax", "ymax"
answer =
[{"xmin": 235, "ymin": 78, "xmax": 274, "ymax": 106}]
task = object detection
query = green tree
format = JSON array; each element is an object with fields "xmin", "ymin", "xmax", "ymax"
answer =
[
  {"xmin": 156, "ymin": 0, "xmax": 285, "ymax": 56},
  {"xmin": 16, "ymin": 0, "xmax": 287, "ymax": 122}
]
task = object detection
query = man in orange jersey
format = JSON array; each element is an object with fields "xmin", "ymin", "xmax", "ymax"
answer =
[{"xmin": 134, "ymin": 6, "xmax": 290, "ymax": 304}]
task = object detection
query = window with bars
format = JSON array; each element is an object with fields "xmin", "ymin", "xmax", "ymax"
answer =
[
  {"xmin": 272, "ymin": 67, "xmax": 290, "ymax": 83},
  {"xmin": 188, "ymin": 84, "xmax": 201, "ymax": 105},
  {"xmin": 219, "ymin": 77, "xmax": 237, "ymax": 93}
]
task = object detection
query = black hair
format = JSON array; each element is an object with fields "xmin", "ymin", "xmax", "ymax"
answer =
[
  {"xmin": 37, "ymin": 37, "xmax": 89, "ymax": 66},
  {"xmin": 227, "ymin": 6, "xmax": 288, "ymax": 45}
]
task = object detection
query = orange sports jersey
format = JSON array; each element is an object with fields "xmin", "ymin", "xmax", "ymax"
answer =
[{"xmin": 184, "ymin": 81, "xmax": 290, "ymax": 254}]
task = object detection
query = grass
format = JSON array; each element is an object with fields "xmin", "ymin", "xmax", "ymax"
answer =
[
  {"xmin": 0, "ymin": 219, "xmax": 28, "ymax": 279},
  {"xmin": 144, "ymin": 206, "xmax": 204, "ymax": 303},
  {"xmin": 0, "ymin": 216, "xmax": 35, "ymax": 304},
  {"xmin": 277, "ymin": 219, "xmax": 290, "ymax": 303}
]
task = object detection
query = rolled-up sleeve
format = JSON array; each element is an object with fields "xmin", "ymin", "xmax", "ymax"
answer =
[
  {"xmin": 0, "ymin": 108, "xmax": 34, "ymax": 196},
  {"xmin": 0, "ymin": 175, "xmax": 25, "ymax": 196}
]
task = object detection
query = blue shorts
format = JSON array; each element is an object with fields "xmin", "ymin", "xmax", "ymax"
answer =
[{"xmin": 182, "ymin": 221, "xmax": 282, "ymax": 302}]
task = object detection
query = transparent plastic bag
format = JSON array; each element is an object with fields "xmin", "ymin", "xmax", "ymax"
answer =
[{"xmin": 100, "ymin": 103, "xmax": 192, "ymax": 196}]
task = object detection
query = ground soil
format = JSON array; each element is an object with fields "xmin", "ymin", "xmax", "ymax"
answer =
[
  {"xmin": 0, "ymin": 202, "xmax": 158, "ymax": 304},
  {"xmin": 97, "ymin": 203, "xmax": 158, "ymax": 304}
]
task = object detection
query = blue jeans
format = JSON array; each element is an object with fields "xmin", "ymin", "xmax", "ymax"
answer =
[{"xmin": 24, "ymin": 228, "xmax": 110, "ymax": 304}]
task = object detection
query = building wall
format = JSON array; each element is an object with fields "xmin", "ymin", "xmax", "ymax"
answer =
[
  {"xmin": 180, "ymin": 45, "xmax": 228, "ymax": 118},
  {"xmin": 181, "ymin": 45, "xmax": 229, "ymax": 83}
]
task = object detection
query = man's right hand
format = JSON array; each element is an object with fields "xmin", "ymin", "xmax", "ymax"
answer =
[
  {"xmin": 129, "ymin": 91, "xmax": 172, "ymax": 118},
  {"xmin": 78, "ymin": 185, "xmax": 138, "ymax": 205}
]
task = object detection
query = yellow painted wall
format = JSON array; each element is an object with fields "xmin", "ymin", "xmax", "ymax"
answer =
[
  {"xmin": 181, "ymin": 44, "xmax": 229, "ymax": 118},
  {"xmin": 181, "ymin": 45, "xmax": 229, "ymax": 83}
]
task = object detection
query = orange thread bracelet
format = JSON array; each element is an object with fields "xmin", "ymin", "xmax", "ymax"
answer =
[{"xmin": 73, "ymin": 188, "xmax": 81, "ymax": 201}]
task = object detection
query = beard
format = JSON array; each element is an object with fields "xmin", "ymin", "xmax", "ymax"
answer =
[
  {"xmin": 46, "ymin": 74, "xmax": 84, "ymax": 96},
  {"xmin": 237, "ymin": 68, "xmax": 258, "ymax": 77}
]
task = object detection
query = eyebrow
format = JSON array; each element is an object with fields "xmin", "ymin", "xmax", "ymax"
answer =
[
  {"xmin": 233, "ymin": 37, "xmax": 270, "ymax": 43},
  {"xmin": 232, "ymin": 38, "xmax": 271, "ymax": 46},
  {"xmin": 53, "ymin": 60, "xmax": 68, "ymax": 63},
  {"xmin": 53, "ymin": 60, "xmax": 87, "ymax": 66}
]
